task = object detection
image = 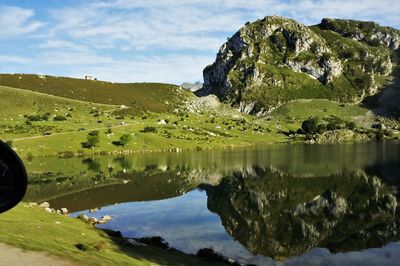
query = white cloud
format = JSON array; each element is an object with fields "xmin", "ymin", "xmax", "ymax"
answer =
[
  {"xmin": 72, "ymin": 54, "xmax": 213, "ymax": 83},
  {"xmin": 0, "ymin": 5, "xmax": 44, "ymax": 38},
  {"xmin": 35, "ymin": 51, "xmax": 116, "ymax": 66},
  {"xmin": 1, "ymin": 1, "xmax": 399, "ymax": 83},
  {"xmin": 46, "ymin": 0, "xmax": 400, "ymax": 54},
  {"xmin": 48, "ymin": 2, "xmax": 244, "ymax": 52},
  {"xmin": 0, "ymin": 49, "xmax": 212, "ymax": 84},
  {"xmin": 0, "ymin": 55, "xmax": 30, "ymax": 64},
  {"xmin": 36, "ymin": 40, "xmax": 88, "ymax": 51}
]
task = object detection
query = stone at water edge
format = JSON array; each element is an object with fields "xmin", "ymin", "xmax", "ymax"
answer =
[{"xmin": 39, "ymin": 202, "xmax": 50, "ymax": 208}]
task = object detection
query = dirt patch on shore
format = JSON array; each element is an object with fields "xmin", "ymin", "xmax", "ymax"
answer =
[{"xmin": 0, "ymin": 243, "xmax": 76, "ymax": 266}]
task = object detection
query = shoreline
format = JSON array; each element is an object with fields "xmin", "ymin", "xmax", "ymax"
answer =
[
  {"xmin": 19, "ymin": 133, "xmax": 399, "ymax": 160},
  {"xmin": 0, "ymin": 203, "xmax": 235, "ymax": 266}
]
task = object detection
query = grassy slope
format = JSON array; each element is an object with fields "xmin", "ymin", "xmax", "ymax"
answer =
[
  {"xmin": 0, "ymin": 204, "xmax": 224, "ymax": 266},
  {"xmin": 0, "ymin": 85, "xmax": 117, "ymax": 116},
  {"xmin": 10, "ymin": 110, "xmax": 285, "ymax": 158},
  {"xmin": 270, "ymin": 99, "xmax": 370, "ymax": 131},
  {"xmin": 0, "ymin": 73, "xmax": 398, "ymax": 159},
  {"xmin": 240, "ymin": 65, "xmax": 335, "ymax": 108},
  {"xmin": 0, "ymin": 82, "xmax": 285, "ymax": 158},
  {"xmin": 0, "ymin": 83, "xmax": 397, "ymax": 158},
  {"xmin": 0, "ymin": 85, "xmax": 122, "ymax": 140},
  {"xmin": 0, "ymin": 74, "xmax": 192, "ymax": 113},
  {"xmin": 272, "ymin": 99, "xmax": 368, "ymax": 120}
]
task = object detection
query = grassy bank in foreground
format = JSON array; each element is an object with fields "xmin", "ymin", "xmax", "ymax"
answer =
[{"xmin": 0, "ymin": 204, "xmax": 226, "ymax": 266}]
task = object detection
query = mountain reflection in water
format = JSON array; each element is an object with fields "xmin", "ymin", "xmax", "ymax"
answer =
[
  {"xmin": 202, "ymin": 168, "xmax": 399, "ymax": 259},
  {"xmin": 24, "ymin": 142, "xmax": 400, "ymax": 265}
]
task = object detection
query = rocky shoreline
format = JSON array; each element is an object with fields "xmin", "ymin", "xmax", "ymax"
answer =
[{"xmin": 34, "ymin": 201, "xmax": 243, "ymax": 265}]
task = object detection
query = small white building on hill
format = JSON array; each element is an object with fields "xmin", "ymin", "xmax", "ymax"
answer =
[{"xmin": 85, "ymin": 75, "xmax": 97, "ymax": 80}]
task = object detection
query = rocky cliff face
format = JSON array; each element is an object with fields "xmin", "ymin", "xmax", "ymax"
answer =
[{"xmin": 198, "ymin": 16, "xmax": 400, "ymax": 115}]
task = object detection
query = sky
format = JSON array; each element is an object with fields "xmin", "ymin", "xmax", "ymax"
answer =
[{"xmin": 1, "ymin": 0, "xmax": 399, "ymax": 84}]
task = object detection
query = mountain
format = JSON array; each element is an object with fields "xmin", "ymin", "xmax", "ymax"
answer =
[
  {"xmin": 0, "ymin": 74, "xmax": 193, "ymax": 114},
  {"xmin": 180, "ymin": 81, "xmax": 203, "ymax": 91},
  {"xmin": 197, "ymin": 16, "xmax": 400, "ymax": 115}
]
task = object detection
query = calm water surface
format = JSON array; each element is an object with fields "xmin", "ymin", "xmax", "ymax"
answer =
[{"xmin": 24, "ymin": 142, "xmax": 400, "ymax": 265}]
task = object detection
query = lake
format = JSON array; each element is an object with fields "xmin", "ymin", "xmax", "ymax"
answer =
[{"xmin": 24, "ymin": 142, "xmax": 400, "ymax": 265}]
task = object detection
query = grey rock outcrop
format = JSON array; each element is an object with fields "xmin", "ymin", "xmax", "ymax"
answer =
[
  {"xmin": 198, "ymin": 16, "xmax": 342, "ymax": 114},
  {"xmin": 198, "ymin": 16, "xmax": 399, "ymax": 114}
]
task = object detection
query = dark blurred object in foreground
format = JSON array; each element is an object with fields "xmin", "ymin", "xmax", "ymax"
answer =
[{"xmin": 0, "ymin": 141, "xmax": 27, "ymax": 213}]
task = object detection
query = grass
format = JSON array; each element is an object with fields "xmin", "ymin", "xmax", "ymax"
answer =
[
  {"xmin": 0, "ymin": 85, "xmax": 117, "ymax": 117},
  {"xmin": 0, "ymin": 75, "xmax": 397, "ymax": 159},
  {"xmin": 0, "ymin": 204, "xmax": 226, "ymax": 265},
  {"xmin": 0, "ymin": 85, "xmax": 123, "ymax": 139},
  {"xmin": 241, "ymin": 64, "xmax": 334, "ymax": 107},
  {"xmin": 270, "ymin": 99, "xmax": 369, "ymax": 131},
  {"xmin": 0, "ymin": 78, "xmax": 285, "ymax": 158},
  {"xmin": 9, "ymin": 110, "xmax": 286, "ymax": 159},
  {"xmin": 0, "ymin": 74, "xmax": 193, "ymax": 113},
  {"xmin": 272, "ymin": 99, "xmax": 368, "ymax": 120}
]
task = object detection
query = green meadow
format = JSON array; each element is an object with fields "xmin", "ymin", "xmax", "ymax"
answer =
[{"xmin": 0, "ymin": 74, "xmax": 398, "ymax": 159}]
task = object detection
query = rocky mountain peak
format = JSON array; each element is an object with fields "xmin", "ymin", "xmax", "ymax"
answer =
[{"xmin": 197, "ymin": 16, "xmax": 399, "ymax": 115}]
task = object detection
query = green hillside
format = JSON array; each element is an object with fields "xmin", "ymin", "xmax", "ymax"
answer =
[
  {"xmin": 0, "ymin": 83, "xmax": 286, "ymax": 158},
  {"xmin": 0, "ymin": 85, "xmax": 117, "ymax": 118},
  {"xmin": 0, "ymin": 85, "xmax": 123, "ymax": 140},
  {"xmin": 0, "ymin": 74, "xmax": 193, "ymax": 114}
]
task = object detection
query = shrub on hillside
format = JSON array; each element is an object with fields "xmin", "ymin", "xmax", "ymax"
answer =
[
  {"xmin": 112, "ymin": 134, "xmax": 132, "ymax": 147},
  {"xmin": 301, "ymin": 117, "xmax": 319, "ymax": 134},
  {"xmin": 81, "ymin": 133, "xmax": 100, "ymax": 148},
  {"xmin": 142, "ymin": 126, "xmax": 157, "ymax": 133},
  {"xmin": 53, "ymin": 115, "xmax": 67, "ymax": 121},
  {"xmin": 88, "ymin": 130, "xmax": 99, "ymax": 136},
  {"xmin": 317, "ymin": 124, "xmax": 327, "ymax": 134},
  {"xmin": 25, "ymin": 113, "xmax": 50, "ymax": 121},
  {"xmin": 346, "ymin": 121, "xmax": 356, "ymax": 130},
  {"xmin": 327, "ymin": 123, "xmax": 337, "ymax": 131},
  {"xmin": 162, "ymin": 130, "xmax": 172, "ymax": 138}
]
